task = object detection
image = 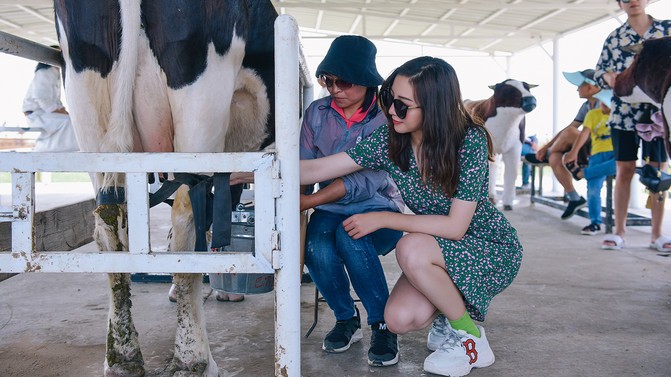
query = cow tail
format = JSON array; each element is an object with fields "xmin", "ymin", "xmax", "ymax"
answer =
[{"xmin": 101, "ymin": 0, "xmax": 140, "ymax": 188}]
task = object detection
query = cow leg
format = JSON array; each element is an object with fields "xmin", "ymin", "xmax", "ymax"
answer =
[
  {"xmin": 168, "ymin": 186, "xmax": 218, "ymax": 377},
  {"xmin": 104, "ymin": 273, "xmax": 145, "ymax": 377},
  {"xmin": 501, "ymin": 143, "xmax": 522, "ymax": 210},
  {"xmin": 93, "ymin": 193, "xmax": 145, "ymax": 377},
  {"xmin": 169, "ymin": 273, "xmax": 217, "ymax": 377},
  {"xmin": 663, "ymin": 88, "xmax": 671, "ymax": 155},
  {"xmin": 488, "ymin": 155, "xmax": 501, "ymax": 205}
]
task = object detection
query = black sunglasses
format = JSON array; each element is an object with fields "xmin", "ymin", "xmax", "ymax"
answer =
[
  {"xmin": 320, "ymin": 75, "xmax": 353, "ymax": 90},
  {"xmin": 380, "ymin": 89, "xmax": 421, "ymax": 119}
]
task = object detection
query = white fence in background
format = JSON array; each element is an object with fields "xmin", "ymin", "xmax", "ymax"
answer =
[{"xmin": 0, "ymin": 14, "xmax": 311, "ymax": 377}]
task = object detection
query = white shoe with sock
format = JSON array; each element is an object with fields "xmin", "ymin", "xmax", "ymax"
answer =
[
  {"xmin": 423, "ymin": 325, "xmax": 495, "ymax": 377},
  {"xmin": 427, "ymin": 313, "xmax": 450, "ymax": 351}
]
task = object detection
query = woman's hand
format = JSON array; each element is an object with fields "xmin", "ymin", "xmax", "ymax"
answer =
[
  {"xmin": 603, "ymin": 72, "xmax": 618, "ymax": 88},
  {"xmin": 343, "ymin": 212, "xmax": 384, "ymax": 239}
]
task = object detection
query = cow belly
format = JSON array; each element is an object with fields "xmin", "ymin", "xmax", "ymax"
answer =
[
  {"xmin": 170, "ymin": 40, "xmax": 245, "ymax": 154},
  {"xmin": 484, "ymin": 108, "xmax": 523, "ymax": 154},
  {"xmin": 133, "ymin": 34, "xmax": 173, "ymax": 152}
]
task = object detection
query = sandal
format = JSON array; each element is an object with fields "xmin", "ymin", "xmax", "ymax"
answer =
[
  {"xmin": 601, "ymin": 234, "xmax": 625, "ymax": 250},
  {"xmin": 565, "ymin": 162, "xmax": 583, "ymax": 181},
  {"xmin": 650, "ymin": 236, "xmax": 671, "ymax": 253},
  {"xmin": 215, "ymin": 291, "xmax": 245, "ymax": 302}
]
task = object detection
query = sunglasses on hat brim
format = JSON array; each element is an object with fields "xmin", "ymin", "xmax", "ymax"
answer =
[
  {"xmin": 380, "ymin": 89, "xmax": 421, "ymax": 119},
  {"xmin": 319, "ymin": 75, "xmax": 353, "ymax": 90}
]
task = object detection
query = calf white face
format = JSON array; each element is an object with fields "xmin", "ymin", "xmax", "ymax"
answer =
[{"xmin": 489, "ymin": 79, "xmax": 537, "ymax": 113}]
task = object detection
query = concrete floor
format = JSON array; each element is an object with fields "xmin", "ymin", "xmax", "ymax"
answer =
[{"xmin": 1, "ymin": 184, "xmax": 671, "ymax": 376}]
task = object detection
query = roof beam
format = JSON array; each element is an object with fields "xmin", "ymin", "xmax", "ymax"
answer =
[
  {"xmin": 298, "ymin": 30, "xmax": 547, "ymax": 42},
  {"xmin": 16, "ymin": 5, "xmax": 54, "ymax": 25},
  {"xmin": 269, "ymin": 1, "xmax": 624, "ymax": 11},
  {"xmin": 382, "ymin": 0, "xmax": 418, "ymax": 36},
  {"xmin": 300, "ymin": 7, "xmax": 530, "ymax": 36}
]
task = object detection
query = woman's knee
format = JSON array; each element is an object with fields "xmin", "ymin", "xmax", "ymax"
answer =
[
  {"xmin": 395, "ymin": 234, "xmax": 436, "ymax": 270},
  {"xmin": 396, "ymin": 233, "xmax": 433, "ymax": 270},
  {"xmin": 384, "ymin": 304, "xmax": 421, "ymax": 335}
]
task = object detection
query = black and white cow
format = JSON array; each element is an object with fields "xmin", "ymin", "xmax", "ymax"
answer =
[
  {"xmin": 613, "ymin": 36, "xmax": 671, "ymax": 155},
  {"xmin": 53, "ymin": 1, "xmax": 277, "ymax": 376},
  {"xmin": 464, "ymin": 79, "xmax": 537, "ymax": 210}
]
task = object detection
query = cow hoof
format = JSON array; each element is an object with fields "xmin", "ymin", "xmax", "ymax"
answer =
[
  {"xmin": 168, "ymin": 283, "xmax": 177, "ymax": 302},
  {"xmin": 104, "ymin": 362, "xmax": 145, "ymax": 377},
  {"xmin": 170, "ymin": 361, "xmax": 218, "ymax": 377},
  {"xmin": 503, "ymin": 205, "xmax": 513, "ymax": 211}
]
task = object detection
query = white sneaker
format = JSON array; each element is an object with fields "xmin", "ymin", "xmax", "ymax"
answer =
[
  {"xmin": 423, "ymin": 326, "xmax": 495, "ymax": 377},
  {"xmin": 427, "ymin": 314, "xmax": 450, "ymax": 351}
]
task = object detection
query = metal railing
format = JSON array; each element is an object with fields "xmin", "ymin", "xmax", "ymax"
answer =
[{"xmin": 0, "ymin": 14, "xmax": 311, "ymax": 377}]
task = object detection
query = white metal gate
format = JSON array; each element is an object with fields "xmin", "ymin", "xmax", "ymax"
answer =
[{"xmin": 0, "ymin": 14, "xmax": 311, "ymax": 377}]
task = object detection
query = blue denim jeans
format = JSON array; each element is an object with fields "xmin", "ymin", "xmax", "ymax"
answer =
[
  {"xmin": 584, "ymin": 151, "xmax": 616, "ymax": 224},
  {"xmin": 521, "ymin": 142, "xmax": 535, "ymax": 185},
  {"xmin": 304, "ymin": 209, "xmax": 403, "ymax": 325}
]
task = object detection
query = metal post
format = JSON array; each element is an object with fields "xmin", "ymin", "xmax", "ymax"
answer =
[
  {"xmin": 127, "ymin": 172, "xmax": 150, "ymax": 254},
  {"xmin": 0, "ymin": 30, "xmax": 62, "ymax": 67},
  {"xmin": 274, "ymin": 14, "xmax": 301, "ymax": 377}
]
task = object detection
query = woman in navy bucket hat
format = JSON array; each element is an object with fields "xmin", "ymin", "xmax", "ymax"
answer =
[
  {"xmin": 301, "ymin": 35, "xmax": 404, "ymax": 367},
  {"xmin": 315, "ymin": 35, "xmax": 384, "ymax": 87}
]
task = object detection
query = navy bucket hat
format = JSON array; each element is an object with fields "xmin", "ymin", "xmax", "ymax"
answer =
[{"xmin": 316, "ymin": 35, "xmax": 384, "ymax": 88}]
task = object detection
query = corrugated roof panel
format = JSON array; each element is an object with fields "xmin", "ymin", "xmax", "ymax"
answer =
[{"xmin": 0, "ymin": 0, "xmax": 663, "ymax": 55}]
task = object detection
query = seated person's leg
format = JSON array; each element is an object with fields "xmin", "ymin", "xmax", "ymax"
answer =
[
  {"xmin": 548, "ymin": 127, "xmax": 580, "ymax": 194},
  {"xmin": 305, "ymin": 210, "xmax": 357, "ymax": 322}
]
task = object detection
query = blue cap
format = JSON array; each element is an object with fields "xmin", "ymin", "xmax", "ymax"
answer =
[
  {"xmin": 593, "ymin": 89, "xmax": 613, "ymax": 108},
  {"xmin": 563, "ymin": 69, "xmax": 596, "ymax": 86}
]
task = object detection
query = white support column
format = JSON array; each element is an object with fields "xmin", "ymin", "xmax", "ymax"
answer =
[
  {"xmin": 552, "ymin": 37, "xmax": 562, "ymax": 193},
  {"xmin": 11, "ymin": 172, "xmax": 35, "ymax": 263},
  {"xmin": 274, "ymin": 14, "xmax": 301, "ymax": 377}
]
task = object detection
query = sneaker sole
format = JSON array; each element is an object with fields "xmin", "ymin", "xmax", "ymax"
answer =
[
  {"xmin": 561, "ymin": 202, "xmax": 587, "ymax": 220},
  {"xmin": 322, "ymin": 328, "xmax": 363, "ymax": 353},
  {"xmin": 424, "ymin": 351, "xmax": 495, "ymax": 376},
  {"xmin": 427, "ymin": 334, "xmax": 445, "ymax": 352},
  {"xmin": 368, "ymin": 351, "xmax": 399, "ymax": 367},
  {"xmin": 424, "ymin": 361, "xmax": 472, "ymax": 377}
]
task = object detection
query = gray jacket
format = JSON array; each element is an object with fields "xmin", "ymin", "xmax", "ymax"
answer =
[{"xmin": 299, "ymin": 96, "xmax": 404, "ymax": 216}]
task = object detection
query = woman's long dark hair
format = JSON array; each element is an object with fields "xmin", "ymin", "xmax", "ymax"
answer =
[
  {"xmin": 380, "ymin": 56, "xmax": 494, "ymax": 196},
  {"xmin": 362, "ymin": 86, "xmax": 378, "ymax": 111}
]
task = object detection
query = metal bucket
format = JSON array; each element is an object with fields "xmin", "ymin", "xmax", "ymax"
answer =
[{"xmin": 209, "ymin": 205, "xmax": 274, "ymax": 294}]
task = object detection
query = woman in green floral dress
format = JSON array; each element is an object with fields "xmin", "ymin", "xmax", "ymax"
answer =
[{"xmin": 300, "ymin": 56, "xmax": 522, "ymax": 377}]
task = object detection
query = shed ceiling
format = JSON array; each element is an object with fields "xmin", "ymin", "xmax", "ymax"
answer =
[{"xmin": 0, "ymin": 0, "xmax": 660, "ymax": 55}]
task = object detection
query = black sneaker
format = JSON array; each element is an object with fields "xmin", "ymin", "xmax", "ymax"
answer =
[
  {"xmin": 561, "ymin": 197, "xmax": 587, "ymax": 220},
  {"xmin": 523, "ymin": 153, "xmax": 548, "ymax": 164},
  {"xmin": 368, "ymin": 321, "xmax": 399, "ymax": 366},
  {"xmin": 581, "ymin": 223, "xmax": 601, "ymax": 235},
  {"xmin": 323, "ymin": 306, "xmax": 362, "ymax": 353}
]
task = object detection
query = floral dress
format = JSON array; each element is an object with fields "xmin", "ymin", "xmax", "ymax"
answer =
[
  {"xmin": 594, "ymin": 18, "xmax": 671, "ymax": 132},
  {"xmin": 346, "ymin": 125, "xmax": 523, "ymax": 321}
]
